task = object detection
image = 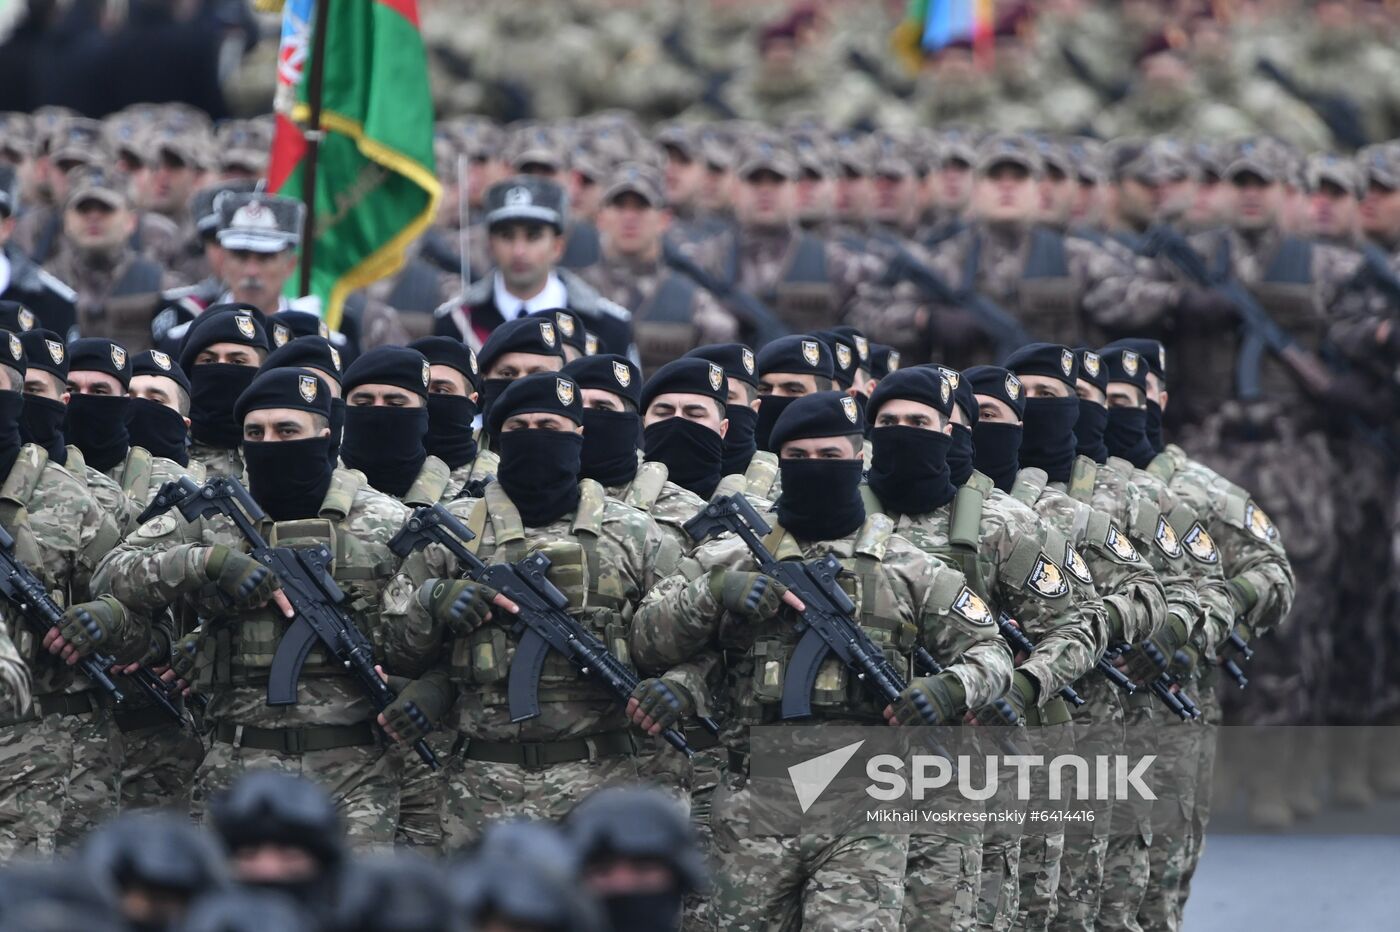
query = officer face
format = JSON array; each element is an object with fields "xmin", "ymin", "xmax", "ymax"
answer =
[
  {"xmin": 23, "ymin": 370, "xmax": 67, "ymax": 403},
  {"xmin": 779, "ymin": 435, "xmax": 861, "ymax": 460},
  {"xmin": 1019, "ymin": 375, "xmax": 1073, "ymax": 399},
  {"xmin": 1359, "ymin": 181, "xmax": 1400, "ymax": 241},
  {"xmin": 1307, "ymin": 181, "xmax": 1357, "ymax": 239},
  {"xmin": 428, "ymin": 364, "xmax": 476, "ymax": 401},
  {"xmin": 1227, "ymin": 173, "xmax": 1283, "ymax": 230},
  {"xmin": 242, "ymin": 408, "xmax": 331, "ymax": 443},
  {"xmin": 224, "ymin": 248, "xmax": 298, "ymax": 312},
  {"xmin": 758, "ymin": 372, "xmax": 826, "ymax": 397},
  {"xmin": 150, "ymin": 149, "xmax": 199, "ymax": 214},
  {"xmin": 194, "ymin": 342, "xmax": 265, "ymax": 367},
  {"xmin": 66, "ymin": 370, "xmax": 124, "ymax": 396},
  {"xmin": 581, "ymin": 387, "xmax": 629, "ymax": 412},
  {"xmin": 735, "ymin": 170, "xmax": 795, "ymax": 229},
  {"xmin": 489, "ymin": 221, "xmax": 564, "ymax": 293},
  {"xmin": 346, "ymin": 383, "xmax": 425, "ymax": 408},
  {"xmin": 484, "ymin": 352, "xmax": 562, "ymax": 381},
  {"xmin": 597, "ymin": 192, "xmax": 668, "ymax": 258},
  {"xmin": 65, "ymin": 198, "xmax": 135, "ymax": 251},
  {"xmin": 974, "ymin": 162, "xmax": 1037, "ymax": 224},
  {"xmin": 1074, "ymin": 378, "xmax": 1106, "ymax": 406},
  {"xmin": 1105, "ymin": 382, "xmax": 1147, "ymax": 409},
  {"xmin": 974, "ymin": 394, "xmax": 1019, "ymax": 424},
  {"xmin": 498, "ymin": 412, "xmax": 583, "ymax": 433},
  {"xmin": 643, "ymin": 392, "xmax": 728, "ymax": 437},
  {"xmin": 130, "ymin": 374, "xmax": 191, "ymax": 424},
  {"xmin": 871, "ymin": 398, "xmax": 950, "ymax": 433}
]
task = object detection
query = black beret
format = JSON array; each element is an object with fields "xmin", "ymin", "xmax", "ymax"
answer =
[
  {"xmin": 867, "ymin": 367, "xmax": 954, "ymax": 420},
  {"xmin": 830, "ymin": 325, "xmax": 871, "ymax": 366},
  {"xmin": 478, "ymin": 317, "xmax": 566, "ymax": 375},
  {"xmin": 408, "ymin": 336, "xmax": 480, "ymax": 391},
  {"xmin": 769, "ymin": 391, "xmax": 864, "ymax": 450},
  {"xmin": 810, "ymin": 330, "xmax": 859, "ymax": 389},
  {"xmin": 268, "ymin": 309, "xmax": 329, "ymax": 349},
  {"xmin": 965, "ymin": 365, "xmax": 1026, "ymax": 419},
  {"xmin": 640, "ymin": 358, "xmax": 727, "ymax": 414},
  {"xmin": 684, "ymin": 343, "xmax": 758, "ymax": 388},
  {"xmin": 17, "ymin": 329, "xmax": 67, "ymax": 380},
  {"xmin": 1074, "ymin": 347, "xmax": 1107, "ymax": 393},
  {"xmin": 562, "ymin": 354, "xmax": 640, "ymax": 409},
  {"xmin": 233, "ymin": 369, "xmax": 331, "ymax": 424},
  {"xmin": 756, "ymin": 335, "xmax": 834, "ymax": 380},
  {"xmin": 261, "ymin": 336, "xmax": 344, "ymax": 384},
  {"xmin": 487, "ymin": 372, "xmax": 583, "ymax": 435},
  {"xmin": 1003, "ymin": 342, "xmax": 1078, "ymax": 388},
  {"xmin": 930, "ymin": 365, "xmax": 977, "ymax": 423},
  {"xmin": 0, "ymin": 331, "xmax": 24, "ymax": 374},
  {"xmin": 179, "ymin": 305, "xmax": 270, "ymax": 374},
  {"xmin": 1098, "ymin": 345, "xmax": 1149, "ymax": 393},
  {"xmin": 342, "ymin": 346, "xmax": 430, "ymax": 398},
  {"xmin": 132, "ymin": 349, "xmax": 191, "ymax": 394},
  {"xmin": 0, "ymin": 301, "xmax": 37, "ymax": 333},
  {"xmin": 868, "ymin": 343, "xmax": 901, "ymax": 380},
  {"xmin": 68, "ymin": 337, "xmax": 132, "ymax": 389},
  {"xmin": 528, "ymin": 308, "xmax": 588, "ymax": 355},
  {"xmin": 1100, "ymin": 338, "xmax": 1166, "ymax": 380}
]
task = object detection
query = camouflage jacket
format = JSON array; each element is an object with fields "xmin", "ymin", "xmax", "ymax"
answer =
[
  {"xmin": 65, "ymin": 446, "xmax": 141, "ymax": 539},
  {"xmin": 2, "ymin": 445, "xmax": 128, "ymax": 699},
  {"xmin": 1147, "ymin": 445, "xmax": 1295, "ymax": 640},
  {"xmin": 0, "ymin": 629, "xmax": 28, "ymax": 722},
  {"xmin": 713, "ymin": 451, "xmax": 780, "ymax": 503},
  {"xmin": 871, "ymin": 472, "xmax": 1117, "ymax": 706},
  {"xmin": 573, "ymin": 252, "xmax": 739, "ymax": 359},
  {"xmin": 381, "ymin": 479, "xmax": 685, "ymax": 742},
  {"xmin": 92, "ymin": 468, "xmax": 410, "ymax": 729},
  {"xmin": 188, "ymin": 442, "xmax": 244, "ymax": 483},
  {"xmin": 443, "ymin": 450, "xmax": 500, "ymax": 502},
  {"xmin": 104, "ymin": 445, "xmax": 204, "ymax": 510},
  {"xmin": 606, "ymin": 461, "xmax": 707, "ymax": 556},
  {"xmin": 629, "ymin": 510, "xmax": 1013, "ymax": 754}
]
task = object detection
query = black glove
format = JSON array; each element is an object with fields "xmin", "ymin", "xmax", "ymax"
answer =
[
  {"xmin": 170, "ymin": 633, "xmax": 201, "ymax": 684},
  {"xmin": 1122, "ymin": 614, "xmax": 1190, "ymax": 685},
  {"xmin": 381, "ymin": 679, "xmax": 439, "ymax": 746},
  {"xmin": 708, "ymin": 568, "xmax": 787, "ymax": 623},
  {"xmin": 974, "ymin": 671, "xmax": 1036, "ymax": 726},
  {"xmin": 204, "ymin": 544, "xmax": 280, "ymax": 608},
  {"xmin": 417, "ymin": 578, "xmax": 497, "ymax": 635},
  {"xmin": 629, "ymin": 678, "xmax": 695, "ymax": 733},
  {"xmin": 890, "ymin": 673, "xmax": 966, "ymax": 726},
  {"xmin": 56, "ymin": 596, "xmax": 126, "ymax": 659}
]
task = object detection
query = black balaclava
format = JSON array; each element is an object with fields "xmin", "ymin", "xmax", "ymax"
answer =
[
  {"xmin": 497, "ymin": 430, "xmax": 584, "ymax": 526},
  {"xmin": 972, "ymin": 422, "xmax": 1023, "ymax": 492},
  {"xmin": 477, "ymin": 378, "xmax": 511, "ymax": 432},
  {"xmin": 423, "ymin": 393, "xmax": 478, "ymax": 469},
  {"xmin": 189, "ymin": 363, "xmax": 259, "ymax": 449},
  {"xmin": 1074, "ymin": 399, "xmax": 1109, "ymax": 464},
  {"xmin": 721, "ymin": 403, "xmax": 758, "ymax": 475},
  {"xmin": 579, "ymin": 408, "xmax": 640, "ymax": 488},
  {"xmin": 778, "ymin": 458, "xmax": 866, "ymax": 541},
  {"xmin": 243, "ymin": 437, "xmax": 335, "ymax": 521},
  {"xmin": 340, "ymin": 406, "xmax": 429, "ymax": 498},
  {"xmin": 126, "ymin": 397, "xmax": 189, "ymax": 466},
  {"xmin": 66, "ymin": 394, "xmax": 130, "ymax": 472},
  {"xmin": 0, "ymin": 391, "xmax": 25, "ymax": 479},
  {"xmin": 1018, "ymin": 396, "xmax": 1079, "ymax": 483},
  {"xmin": 1145, "ymin": 398, "xmax": 1165, "ymax": 453},
  {"xmin": 754, "ymin": 394, "xmax": 796, "ymax": 453},
  {"xmin": 644, "ymin": 417, "xmax": 724, "ymax": 500},
  {"xmin": 600, "ymin": 891, "xmax": 685, "ymax": 932},
  {"xmin": 20, "ymin": 395, "xmax": 68, "ymax": 465},
  {"xmin": 327, "ymin": 396, "xmax": 346, "ymax": 465},
  {"xmin": 1105, "ymin": 406, "xmax": 1157, "ymax": 469},
  {"xmin": 948, "ymin": 423, "xmax": 975, "ymax": 487},
  {"xmin": 869, "ymin": 426, "xmax": 956, "ymax": 517}
]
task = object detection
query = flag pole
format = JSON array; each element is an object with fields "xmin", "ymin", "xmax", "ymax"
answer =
[{"xmin": 297, "ymin": 0, "xmax": 332, "ymax": 301}]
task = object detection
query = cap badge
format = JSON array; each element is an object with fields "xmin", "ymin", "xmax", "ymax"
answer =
[
  {"xmin": 1124, "ymin": 351, "xmax": 1140, "ymax": 377},
  {"xmin": 45, "ymin": 340, "xmax": 63, "ymax": 365},
  {"xmin": 612, "ymin": 361, "xmax": 631, "ymax": 387},
  {"xmin": 110, "ymin": 345, "xmax": 126, "ymax": 370},
  {"xmin": 1005, "ymin": 373, "xmax": 1021, "ymax": 400},
  {"xmin": 539, "ymin": 321, "xmax": 556, "ymax": 348},
  {"xmin": 235, "ymin": 315, "xmax": 257, "ymax": 340},
  {"xmin": 1060, "ymin": 348, "xmax": 1074, "ymax": 377},
  {"xmin": 801, "ymin": 340, "xmax": 821, "ymax": 367},
  {"xmin": 741, "ymin": 348, "xmax": 755, "ymax": 375},
  {"xmin": 556, "ymin": 378, "xmax": 575, "ymax": 406},
  {"xmin": 298, "ymin": 375, "xmax": 318, "ymax": 403},
  {"xmin": 150, "ymin": 350, "xmax": 172, "ymax": 371},
  {"xmin": 841, "ymin": 395, "xmax": 858, "ymax": 423}
]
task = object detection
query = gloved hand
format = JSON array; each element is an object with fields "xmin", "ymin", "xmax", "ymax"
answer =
[
  {"xmin": 708, "ymin": 568, "xmax": 787, "ymax": 623},
  {"xmin": 974, "ymin": 671, "xmax": 1036, "ymax": 726},
  {"xmin": 55, "ymin": 596, "xmax": 126, "ymax": 659},
  {"xmin": 1177, "ymin": 288, "xmax": 1237, "ymax": 327},
  {"xmin": 380, "ymin": 679, "xmax": 439, "ymax": 746},
  {"xmin": 888, "ymin": 672, "xmax": 966, "ymax": 726},
  {"xmin": 628, "ymin": 678, "xmax": 695, "ymax": 734},
  {"xmin": 204, "ymin": 544, "xmax": 280, "ymax": 608},
  {"xmin": 1224, "ymin": 576, "xmax": 1258, "ymax": 616},
  {"xmin": 1170, "ymin": 644, "xmax": 1201, "ymax": 679},
  {"xmin": 170, "ymin": 633, "xmax": 201, "ymax": 684},
  {"xmin": 417, "ymin": 578, "xmax": 497, "ymax": 635},
  {"xmin": 1122, "ymin": 614, "xmax": 1190, "ymax": 685}
]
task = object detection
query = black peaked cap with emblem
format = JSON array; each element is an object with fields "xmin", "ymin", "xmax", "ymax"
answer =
[
  {"xmin": 685, "ymin": 343, "xmax": 758, "ymax": 388},
  {"xmin": 528, "ymin": 308, "xmax": 588, "ymax": 355},
  {"xmin": 640, "ymin": 358, "xmax": 727, "ymax": 413},
  {"xmin": 178, "ymin": 305, "xmax": 270, "ymax": 373},
  {"xmin": 1100, "ymin": 338, "xmax": 1166, "ymax": 380},
  {"xmin": 562, "ymin": 354, "xmax": 640, "ymax": 409},
  {"xmin": 810, "ymin": 330, "xmax": 859, "ymax": 389},
  {"xmin": 1074, "ymin": 347, "xmax": 1107, "ymax": 393},
  {"xmin": 133, "ymin": 350, "xmax": 191, "ymax": 394},
  {"xmin": 867, "ymin": 367, "xmax": 954, "ymax": 420},
  {"xmin": 0, "ymin": 301, "xmax": 37, "ymax": 333},
  {"xmin": 268, "ymin": 310, "xmax": 327, "ymax": 347},
  {"xmin": 965, "ymin": 365, "xmax": 1026, "ymax": 419},
  {"xmin": 1003, "ymin": 342, "xmax": 1077, "ymax": 389},
  {"xmin": 478, "ymin": 317, "xmax": 565, "ymax": 375},
  {"xmin": 1098, "ymin": 345, "xmax": 1148, "ymax": 393},
  {"xmin": 868, "ymin": 344, "xmax": 900, "ymax": 380},
  {"xmin": 770, "ymin": 391, "xmax": 865, "ymax": 450},
  {"xmin": 756, "ymin": 334, "xmax": 834, "ymax": 380},
  {"xmin": 342, "ymin": 346, "xmax": 429, "ymax": 399},
  {"xmin": 261, "ymin": 336, "xmax": 343, "ymax": 385},
  {"xmin": 17, "ymin": 329, "xmax": 67, "ymax": 380},
  {"xmin": 68, "ymin": 337, "xmax": 132, "ymax": 388},
  {"xmin": 487, "ymin": 372, "xmax": 583, "ymax": 435},
  {"xmin": 484, "ymin": 175, "xmax": 569, "ymax": 231},
  {"xmin": 408, "ymin": 336, "xmax": 480, "ymax": 392},
  {"xmin": 234, "ymin": 369, "xmax": 331, "ymax": 424}
]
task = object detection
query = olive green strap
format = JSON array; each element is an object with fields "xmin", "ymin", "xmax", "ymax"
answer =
[{"xmin": 1068, "ymin": 456, "xmax": 1098, "ymax": 504}]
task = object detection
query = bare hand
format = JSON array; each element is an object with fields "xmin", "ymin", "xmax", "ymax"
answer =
[{"xmin": 272, "ymin": 589, "xmax": 294, "ymax": 619}]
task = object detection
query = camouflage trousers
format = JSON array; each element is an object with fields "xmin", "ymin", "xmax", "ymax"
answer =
[
  {"xmin": 710, "ymin": 772, "xmax": 907, "ymax": 932},
  {"xmin": 394, "ymin": 733, "xmax": 453, "ymax": 852},
  {"xmin": 439, "ymin": 750, "xmax": 684, "ymax": 853},
  {"xmin": 191, "ymin": 738, "xmax": 401, "ymax": 847},
  {"xmin": 1175, "ymin": 678, "xmax": 1221, "ymax": 927},
  {"xmin": 0, "ymin": 703, "xmax": 123, "ymax": 858},
  {"xmin": 977, "ymin": 777, "xmax": 1027, "ymax": 930},
  {"xmin": 683, "ymin": 745, "xmax": 726, "ymax": 932},
  {"xmin": 902, "ymin": 828, "xmax": 982, "ymax": 932},
  {"xmin": 118, "ymin": 719, "xmax": 206, "ymax": 812},
  {"xmin": 1098, "ymin": 692, "xmax": 1156, "ymax": 932},
  {"xmin": 1137, "ymin": 705, "xmax": 1209, "ymax": 932}
]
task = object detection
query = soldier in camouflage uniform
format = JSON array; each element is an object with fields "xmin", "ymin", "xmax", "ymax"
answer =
[
  {"xmin": 179, "ymin": 306, "xmax": 272, "ymax": 481},
  {"xmin": 629, "ymin": 390, "xmax": 1011, "ymax": 931},
  {"xmin": 474, "ymin": 315, "xmax": 568, "ymax": 450},
  {"xmin": 93, "ymin": 369, "xmax": 412, "ymax": 845},
  {"xmin": 258, "ymin": 336, "xmax": 347, "ymax": 467},
  {"xmin": 0, "ymin": 333, "xmax": 136, "ymax": 857},
  {"xmin": 749, "ymin": 334, "xmax": 837, "ymax": 470},
  {"xmin": 408, "ymin": 337, "xmax": 499, "ymax": 501},
  {"xmin": 128, "ymin": 349, "xmax": 206, "ymax": 480},
  {"xmin": 685, "ymin": 342, "xmax": 776, "ymax": 500},
  {"xmin": 379, "ymin": 372, "xmax": 686, "ymax": 849}
]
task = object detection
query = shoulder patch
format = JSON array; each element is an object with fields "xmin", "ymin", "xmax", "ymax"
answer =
[
  {"xmin": 1245, "ymin": 501, "xmax": 1278, "ymax": 543},
  {"xmin": 1105, "ymin": 523, "xmax": 1141, "ymax": 562},
  {"xmin": 136, "ymin": 514, "xmax": 178, "ymax": 538},
  {"xmin": 1181, "ymin": 521, "xmax": 1220, "ymax": 564},
  {"xmin": 1025, "ymin": 553, "xmax": 1069, "ymax": 598},
  {"xmin": 1063, "ymin": 542, "xmax": 1093, "ymax": 585},
  {"xmin": 1153, "ymin": 515, "xmax": 1182, "ymax": 559},
  {"xmin": 952, "ymin": 586, "xmax": 994, "ymax": 626}
]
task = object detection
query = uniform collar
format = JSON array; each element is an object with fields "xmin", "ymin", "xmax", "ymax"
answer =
[{"xmin": 492, "ymin": 270, "xmax": 567, "ymax": 321}]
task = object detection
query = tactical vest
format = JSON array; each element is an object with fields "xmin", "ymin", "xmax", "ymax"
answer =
[
  {"xmin": 401, "ymin": 455, "xmax": 452, "ymax": 507},
  {"xmin": 0, "ymin": 446, "xmax": 55, "ymax": 597},
  {"xmin": 621, "ymin": 462, "xmax": 669, "ymax": 512},
  {"xmin": 730, "ymin": 233, "xmax": 836, "ymax": 332},
  {"xmin": 447, "ymin": 481, "xmax": 634, "ymax": 703},
  {"xmin": 111, "ymin": 446, "xmax": 155, "ymax": 507},
  {"xmin": 713, "ymin": 452, "xmax": 779, "ymax": 502},
  {"xmin": 1100, "ymin": 457, "xmax": 1174, "ymax": 566},
  {"xmin": 219, "ymin": 471, "xmax": 394, "ymax": 685},
  {"xmin": 632, "ymin": 273, "xmax": 701, "ymax": 373},
  {"xmin": 966, "ymin": 228, "xmax": 1078, "ymax": 345}
]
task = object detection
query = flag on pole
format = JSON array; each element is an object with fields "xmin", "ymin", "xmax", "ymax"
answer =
[
  {"xmin": 267, "ymin": 0, "xmax": 441, "ymax": 330},
  {"xmin": 893, "ymin": 0, "xmax": 995, "ymax": 72}
]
